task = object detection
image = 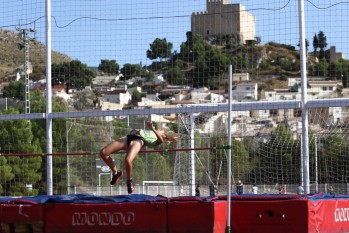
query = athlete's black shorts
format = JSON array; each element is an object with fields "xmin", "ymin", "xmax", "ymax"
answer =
[{"xmin": 126, "ymin": 135, "xmax": 145, "ymax": 147}]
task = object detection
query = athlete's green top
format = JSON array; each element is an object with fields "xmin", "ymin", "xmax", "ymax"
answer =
[{"xmin": 139, "ymin": 129, "xmax": 158, "ymax": 147}]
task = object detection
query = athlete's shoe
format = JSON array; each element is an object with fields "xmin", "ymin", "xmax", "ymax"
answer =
[
  {"xmin": 110, "ymin": 171, "xmax": 123, "ymax": 185},
  {"xmin": 127, "ymin": 179, "xmax": 135, "ymax": 194}
]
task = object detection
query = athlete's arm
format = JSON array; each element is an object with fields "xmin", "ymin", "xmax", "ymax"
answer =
[{"xmin": 147, "ymin": 122, "xmax": 165, "ymax": 145}]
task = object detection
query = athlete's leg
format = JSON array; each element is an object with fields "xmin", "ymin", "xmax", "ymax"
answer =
[
  {"xmin": 124, "ymin": 139, "xmax": 143, "ymax": 180},
  {"xmin": 100, "ymin": 137, "xmax": 127, "ymax": 174}
]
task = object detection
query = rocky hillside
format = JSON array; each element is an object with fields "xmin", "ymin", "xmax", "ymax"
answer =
[{"xmin": 0, "ymin": 29, "xmax": 71, "ymax": 82}]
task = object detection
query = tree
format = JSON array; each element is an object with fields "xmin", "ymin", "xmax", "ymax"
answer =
[
  {"xmin": 131, "ymin": 89, "xmax": 142, "ymax": 105},
  {"xmin": 2, "ymin": 81, "xmax": 25, "ymax": 100},
  {"xmin": 179, "ymin": 33, "xmax": 207, "ymax": 62},
  {"xmin": 319, "ymin": 130, "xmax": 348, "ymax": 183},
  {"xmin": 328, "ymin": 61, "xmax": 344, "ymax": 78},
  {"xmin": 0, "ymin": 108, "xmax": 43, "ymax": 196},
  {"xmin": 120, "ymin": 63, "xmax": 143, "ymax": 80},
  {"xmin": 144, "ymin": 154, "xmax": 172, "ymax": 181},
  {"xmin": 165, "ymin": 66, "xmax": 186, "ymax": 85},
  {"xmin": 343, "ymin": 73, "xmax": 349, "ymax": 88},
  {"xmin": 231, "ymin": 54, "xmax": 249, "ymax": 72},
  {"xmin": 215, "ymin": 33, "xmax": 241, "ymax": 49},
  {"xmin": 307, "ymin": 58, "xmax": 328, "ymax": 77},
  {"xmin": 70, "ymin": 89, "xmax": 97, "ymax": 111},
  {"xmin": 232, "ymin": 140, "xmax": 253, "ymax": 180},
  {"xmin": 191, "ymin": 57, "xmax": 208, "ymax": 87},
  {"xmin": 29, "ymin": 90, "xmax": 68, "ymax": 151},
  {"xmin": 297, "ymin": 39, "xmax": 309, "ymax": 52},
  {"xmin": 207, "ymin": 134, "xmax": 253, "ymax": 184},
  {"xmin": 254, "ymin": 124, "xmax": 301, "ymax": 184},
  {"xmin": 98, "ymin": 59, "xmax": 119, "ymax": 74},
  {"xmin": 317, "ymin": 31, "xmax": 327, "ymax": 59},
  {"xmin": 30, "ymin": 64, "xmax": 46, "ymax": 81},
  {"xmin": 28, "ymin": 90, "xmax": 69, "ymax": 194},
  {"xmin": 313, "ymin": 33, "xmax": 319, "ymax": 53},
  {"xmin": 51, "ymin": 60, "xmax": 96, "ymax": 90},
  {"xmin": 205, "ymin": 47, "xmax": 231, "ymax": 77},
  {"xmin": 185, "ymin": 39, "xmax": 231, "ymax": 87},
  {"xmin": 327, "ymin": 59, "xmax": 349, "ymax": 87},
  {"xmin": 146, "ymin": 38, "xmax": 173, "ymax": 61},
  {"xmin": 180, "ymin": 33, "xmax": 233, "ymax": 87}
]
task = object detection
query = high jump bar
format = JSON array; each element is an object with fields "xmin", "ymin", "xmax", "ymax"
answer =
[{"xmin": 0, "ymin": 146, "xmax": 231, "ymax": 157}]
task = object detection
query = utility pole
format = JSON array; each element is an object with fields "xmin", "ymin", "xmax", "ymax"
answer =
[{"xmin": 16, "ymin": 25, "xmax": 36, "ymax": 114}]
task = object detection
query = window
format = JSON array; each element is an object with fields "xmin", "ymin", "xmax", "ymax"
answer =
[
  {"xmin": 329, "ymin": 86, "xmax": 333, "ymax": 91},
  {"xmin": 270, "ymin": 109, "xmax": 278, "ymax": 116},
  {"xmin": 323, "ymin": 87, "xmax": 327, "ymax": 91},
  {"xmin": 294, "ymin": 108, "xmax": 302, "ymax": 117}
]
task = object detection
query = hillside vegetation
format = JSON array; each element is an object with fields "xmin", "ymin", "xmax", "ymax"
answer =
[
  {"xmin": 1, "ymin": 29, "xmax": 345, "ymax": 93},
  {"xmin": 0, "ymin": 29, "xmax": 71, "ymax": 82}
]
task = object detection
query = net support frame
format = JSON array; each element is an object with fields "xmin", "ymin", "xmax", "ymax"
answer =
[
  {"xmin": 226, "ymin": 64, "xmax": 233, "ymax": 233},
  {"xmin": 4, "ymin": 98, "xmax": 349, "ymax": 121},
  {"xmin": 298, "ymin": 0, "xmax": 310, "ymax": 194},
  {"xmin": 45, "ymin": 0, "xmax": 53, "ymax": 196},
  {"xmin": 189, "ymin": 112, "xmax": 196, "ymax": 196}
]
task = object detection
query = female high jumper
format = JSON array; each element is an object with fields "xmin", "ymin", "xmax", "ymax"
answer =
[{"xmin": 100, "ymin": 121, "xmax": 178, "ymax": 194}]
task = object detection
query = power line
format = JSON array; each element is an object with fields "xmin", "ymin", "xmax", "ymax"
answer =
[
  {"xmin": 3, "ymin": 1, "xmax": 349, "ymax": 29},
  {"xmin": 306, "ymin": 0, "xmax": 349, "ymax": 10},
  {"xmin": 0, "ymin": 1, "xmax": 294, "ymax": 29}
]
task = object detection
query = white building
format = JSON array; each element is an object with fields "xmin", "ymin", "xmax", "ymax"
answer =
[
  {"xmin": 137, "ymin": 96, "xmax": 167, "ymax": 108},
  {"xmin": 232, "ymin": 83, "xmax": 258, "ymax": 101},
  {"xmin": 100, "ymin": 101, "xmax": 124, "ymax": 111},
  {"xmin": 154, "ymin": 74, "xmax": 165, "ymax": 84},
  {"xmin": 190, "ymin": 88, "xmax": 225, "ymax": 104},
  {"xmin": 101, "ymin": 90, "xmax": 131, "ymax": 105},
  {"xmin": 289, "ymin": 77, "xmax": 340, "ymax": 98},
  {"xmin": 233, "ymin": 73, "xmax": 250, "ymax": 82},
  {"xmin": 307, "ymin": 80, "xmax": 339, "ymax": 99},
  {"xmin": 264, "ymin": 89, "xmax": 300, "ymax": 101},
  {"xmin": 52, "ymin": 85, "xmax": 71, "ymax": 101},
  {"xmin": 127, "ymin": 86, "xmax": 142, "ymax": 96}
]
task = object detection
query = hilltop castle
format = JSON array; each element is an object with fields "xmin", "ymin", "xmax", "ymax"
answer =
[{"xmin": 191, "ymin": 0, "xmax": 256, "ymax": 44}]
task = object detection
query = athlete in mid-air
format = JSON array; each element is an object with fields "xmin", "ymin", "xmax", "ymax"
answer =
[{"xmin": 100, "ymin": 121, "xmax": 178, "ymax": 194}]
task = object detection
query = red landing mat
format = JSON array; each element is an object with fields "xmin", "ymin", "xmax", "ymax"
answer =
[
  {"xmin": 217, "ymin": 193, "xmax": 349, "ymax": 233},
  {"xmin": 45, "ymin": 202, "xmax": 167, "ymax": 233},
  {"xmin": 1, "ymin": 193, "xmax": 349, "ymax": 233},
  {"xmin": 0, "ymin": 201, "xmax": 44, "ymax": 233},
  {"xmin": 167, "ymin": 197, "xmax": 227, "ymax": 233}
]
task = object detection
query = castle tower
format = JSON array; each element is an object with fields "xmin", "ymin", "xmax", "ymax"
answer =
[{"xmin": 192, "ymin": 0, "xmax": 256, "ymax": 44}]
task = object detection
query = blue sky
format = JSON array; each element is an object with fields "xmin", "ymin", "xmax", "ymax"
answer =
[{"xmin": 1, "ymin": 0, "xmax": 349, "ymax": 67}]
